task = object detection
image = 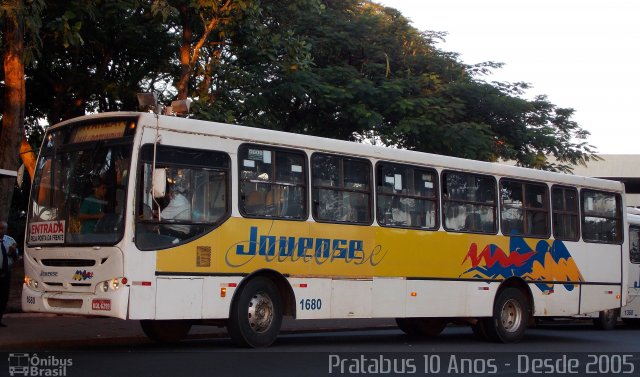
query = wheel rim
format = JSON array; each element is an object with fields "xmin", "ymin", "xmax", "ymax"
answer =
[
  {"xmin": 247, "ymin": 291, "xmax": 274, "ymax": 333},
  {"xmin": 500, "ymin": 298, "xmax": 523, "ymax": 333}
]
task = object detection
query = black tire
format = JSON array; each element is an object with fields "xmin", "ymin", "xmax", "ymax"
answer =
[
  {"xmin": 140, "ymin": 320, "xmax": 192, "ymax": 343},
  {"xmin": 594, "ymin": 309, "xmax": 618, "ymax": 330},
  {"xmin": 471, "ymin": 319, "xmax": 490, "ymax": 341},
  {"xmin": 396, "ymin": 318, "xmax": 447, "ymax": 337},
  {"xmin": 396, "ymin": 318, "xmax": 421, "ymax": 336},
  {"xmin": 484, "ymin": 287, "xmax": 529, "ymax": 343},
  {"xmin": 227, "ymin": 277, "xmax": 282, "ymax": 348},
  {"xmin": 416, "ymin": 318, "xmax": 447, "ymax": 337}
]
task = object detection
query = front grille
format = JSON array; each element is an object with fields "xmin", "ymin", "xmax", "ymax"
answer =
[
  {"xmin": 41, "ymin": 259, "xmax": 96, "ymax": 267},
  {"xmin": 47, "ymin": 298, "xmax": 83, "ymax": 309}
]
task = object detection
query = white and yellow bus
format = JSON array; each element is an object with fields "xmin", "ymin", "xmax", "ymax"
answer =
[{"xmin": 22, "ymin": 112, "xmax": 627, "ymax": 346}]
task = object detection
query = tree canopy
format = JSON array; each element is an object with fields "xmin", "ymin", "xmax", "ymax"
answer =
[{"xmin": 2, "ymin": 0, "xmax": 598, "ymax": 188}]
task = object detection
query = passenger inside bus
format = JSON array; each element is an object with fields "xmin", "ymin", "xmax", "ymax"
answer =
[{"xmin": 78, "ymin": 179, "xmax": 108, "ymax": 233}]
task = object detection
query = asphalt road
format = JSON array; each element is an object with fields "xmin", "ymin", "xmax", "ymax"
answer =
[
  {"xmin": 102, "ymin": 322, "xmax": 640, "ymax": 353},
  {"xmin": 2, "ymin": 319, "xmax": 640, "ymax": 377}
]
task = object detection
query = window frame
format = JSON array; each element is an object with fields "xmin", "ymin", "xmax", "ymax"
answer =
[
  {"xmin": 237, "ymin": 143, "xmax": 309, "ymax": 221},
  {"xmin": 311, "ymin": 152, "xmax": 373, "ymax": 225},
  {"xmin": 551, "ymin": 185, "xmax": 580, "ymax": 241},
  {"xmin": 499, "ymin": 178, "xmax": 550, "ymax": 238},
  {"xmin": 441, "ymin": 170, "xmax": 498, "ymax": 234},
  {"xmin": 630, "ymin": 225, "xmax": 640, "ymax": 264},
  {"xmin": 135, "ymin": 144, "xmax": 231, "ymax": 251},
  {"xmin": 581, "ymin": 189, "xmax": 623, "ymax": 244},
  {"xmin": 375, "ymin": 161, "xmax": 439, "ymax": 230}
]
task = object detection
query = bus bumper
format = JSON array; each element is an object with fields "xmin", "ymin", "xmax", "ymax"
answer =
[{"xmin": 21, "ymin": 284, "xmax": 129, "ymax": 320}]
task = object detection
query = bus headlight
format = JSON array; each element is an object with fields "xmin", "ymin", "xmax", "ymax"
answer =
[
  {"xmin": 24, "ymin": 275, "xmax": 39, "ymax": 290},
  {"xmin": 100, "ymin": 278, "xmax": 127, "ymax": 293}
]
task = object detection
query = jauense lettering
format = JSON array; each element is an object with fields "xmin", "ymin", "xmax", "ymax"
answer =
[{"xmin": 226, "ymin": 226, "xmax": 387, "ymax": 268}]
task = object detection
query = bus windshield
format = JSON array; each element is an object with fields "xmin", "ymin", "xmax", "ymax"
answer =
[{"xmin": 27, "ymin": 120, "xmax": 134, "ymax": 246}]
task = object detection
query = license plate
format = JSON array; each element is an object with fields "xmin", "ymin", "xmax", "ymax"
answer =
[{"xmin": 92, "ymin": 299, "xmax": 111, "ymax": 311}]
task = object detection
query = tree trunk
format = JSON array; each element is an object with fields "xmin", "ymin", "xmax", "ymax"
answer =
[
  {"xmin": 20, "ymin": 136, "xmax": 36, "ymax": 180},
  {"xmin": 177, "ymin": 4, "xmax": 192, "ymax": 100},
  {"xmin": 176, "ymin": 4, "xmax": 224, "ymax": 101},
  {"xmin": 0, "ymin": 5, "xmax": 26, "ymax": 221}
]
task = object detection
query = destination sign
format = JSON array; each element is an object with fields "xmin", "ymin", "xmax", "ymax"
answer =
[{"xmin": 69, "ymin": 121, "xmax": 128, "ymax": 143}]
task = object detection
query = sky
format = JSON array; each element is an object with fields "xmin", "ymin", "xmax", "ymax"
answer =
[{"xmin": 376, "ymin": 0, "xmax": 639, "ymax": 154}]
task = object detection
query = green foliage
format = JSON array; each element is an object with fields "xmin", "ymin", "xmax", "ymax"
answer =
[
  {"xmin": 3, "ymin": 0, "xmax": 597, "ymax": 172},
  {"xmin": 25, "ymin": 0, "xmax": 175, "ymax": 124},
  {"xmin": 0, "ymin": 0, "xmax": 46, "ymax": 65},
  {"xmin": 47, "ymin": 9, "xmax": 86, "ymax": 48},
  {"xmin": 192, "ymin": 0, "xmax": 596, "ymax": 172}
]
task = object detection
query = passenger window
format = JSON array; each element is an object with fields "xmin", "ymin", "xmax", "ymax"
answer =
[
  {"xmin": 500, "ymin": 179, "xmax": 549, "ymax": 238},
  {"xmin": 239, "ymin": 145, "xmax": 307, "ymax": 220},
  {"xmin": 376, "ymin": 162, "xmax": 438, "ymax": 229},
  {"xmin": 312, "ymin": 154, "xmax": 372, "ymax": 224},
  {"xmin": 135, "ymin": 145, "xmax": 230, "ymax": 250},
  {"xmin": 582, "ymin": 190, "xmax": 622, "ymax": 243},
  {"xmin": 442, "ymin": 171, "xmax": 496, "ymax": 233},
  {"xmin": 552, "ymin": 186, "xmax": 579, "ymax": 241},
  {"xmin": 630, "ymin": 226, "xmax": 640, "ymax": 264}
]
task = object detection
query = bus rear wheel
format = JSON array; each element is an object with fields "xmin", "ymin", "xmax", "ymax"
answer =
[
  {"xmin": 484, "ymin": 287, "xmax": 529, "ymax": 343},
  {"xmin": 140, "ymin": 320, "xmax": 192, "ymax": 343},
  {"xmin": 594, "ymin": 309, "xmax": 618, "ymax": 330},
  {"xmin": 227, "ymin": 277, "xmax": 282, "ymax": 348},
  {"xmin": 396, "ymin": 318, "xmax": 419, "ymax": 335}
]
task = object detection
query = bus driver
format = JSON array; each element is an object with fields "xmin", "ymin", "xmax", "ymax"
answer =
[{"xmin": 160, "ymin": 183, "xmax": 191, "ymax": 238}]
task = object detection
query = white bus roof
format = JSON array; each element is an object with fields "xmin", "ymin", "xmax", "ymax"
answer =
[{"xmin": 52, "ymin": 111, "xmax": 624, "ymax": 193}]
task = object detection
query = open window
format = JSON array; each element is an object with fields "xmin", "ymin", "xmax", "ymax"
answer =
[{"xmin": 135, "ymin": 144, "xmax": 230, "ymax": 250}]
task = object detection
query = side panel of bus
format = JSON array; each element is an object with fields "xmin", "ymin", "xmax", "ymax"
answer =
[
  {"xmin": 622, "ymin": 224, "xmax": 640, "ymax": 319},
  {"xmin": 129, "ymin": 121, "xmax": 626, "ymax": 322}
]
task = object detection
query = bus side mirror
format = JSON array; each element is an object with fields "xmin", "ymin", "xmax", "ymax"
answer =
[{"xmin": 153, "ymin": 169, "xmax": 167, "ymax": 198}]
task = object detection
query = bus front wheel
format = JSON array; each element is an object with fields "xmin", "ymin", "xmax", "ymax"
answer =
[
  {"xmin": 140, "ymin": 320, "xmax": 191, "ymax": 343},
  {"xmin": 484, "ymin": 287, "xmax": 529, "ymax": 343},
  {"xmin": 227, "ymin": 276, "xmax": 283, "ymax": 348}
]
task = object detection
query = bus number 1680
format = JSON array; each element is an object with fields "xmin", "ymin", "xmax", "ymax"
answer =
[{"xmin": 300, "ymin": 298, "xmax": 322, "ymax": 311}]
